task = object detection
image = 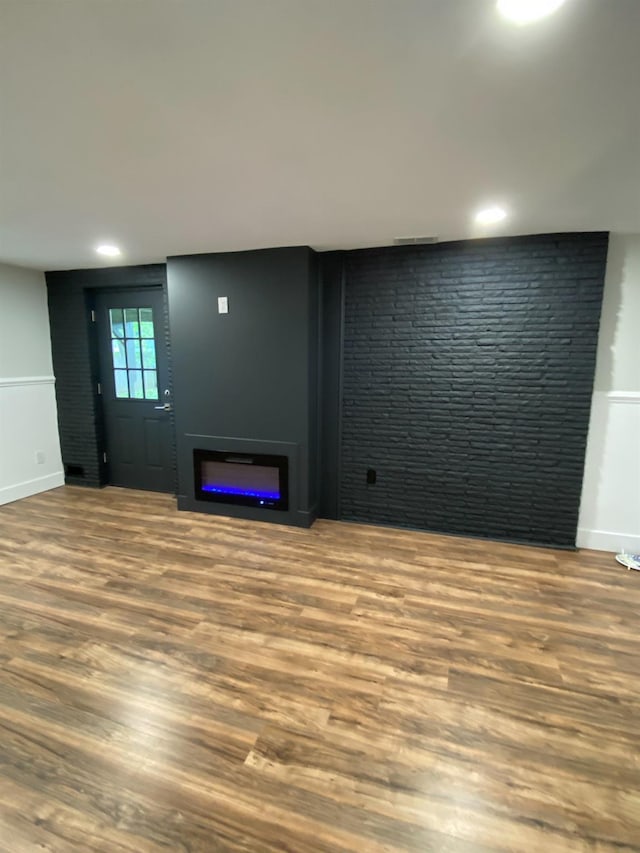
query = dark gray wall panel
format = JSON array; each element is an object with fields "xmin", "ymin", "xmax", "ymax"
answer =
[
  {"xmin": 318, "ymin": 252, "xmax": 345, "ymax": 519},
  {"xmin": 336, "ymin": 233, "xmax": 608, "ymax": 547},
  {"xmin": 45, "ymin": 264, "xmax": 172, "ymax": 489},
  {"xmin": 167, "ymin": 247, "xmax": 318, "ymax": 527}
]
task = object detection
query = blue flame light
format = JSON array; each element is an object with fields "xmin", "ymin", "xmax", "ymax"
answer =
[{"xmin": 201, "ymin": 484, "xmax": 280, "ymax": 500}]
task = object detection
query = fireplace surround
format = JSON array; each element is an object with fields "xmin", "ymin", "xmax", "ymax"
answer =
[{"xmin": 176, "ymin": 433, "xmax": 309, "ymax": 526}]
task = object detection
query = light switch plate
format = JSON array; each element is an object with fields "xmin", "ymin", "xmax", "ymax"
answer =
[{"xmin": 218, "ymin": 296, "xmax": 229, "ymax": 314}]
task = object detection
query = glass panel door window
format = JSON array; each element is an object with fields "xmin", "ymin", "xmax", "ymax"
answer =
[{"xmin": 109, "ymin": 307, "xmax": 159, "ymax": 400}]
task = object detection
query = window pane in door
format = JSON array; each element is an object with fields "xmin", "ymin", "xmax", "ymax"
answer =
[
  {"xmin": 114, "ymin": 370, "xmax": 129, "ymax": 398},
  {"xmin": 124, "ymin": 308, "xmax": 140, "ymax": 338},
  {"xmin": 139, "ymin": 308, "xmax": 155, "ymax": 338},
  {"xmin": 108, "ymin": 305, "xmax": 160, "ymax": 400},
  {"xmin": 111, "ymin": 339, "xmax": 126, "ymax": 369},
  {"xmin": 126, "ymin": 339, "xmax": 141, "ymax": 369},
  {"xmin": 141, "ymin": 339, "xmax": 156, "ymax": 370},
  {"xmin": 143, "ymin": 370, "xmax": 159, "ymax": 400},
  {"xmin": 128, "ymin": 370, "xmax": 144, "ymax": 399},
  {"xmin": 109, "ymin": 309, "xmax": 125, "ymax": 339}
]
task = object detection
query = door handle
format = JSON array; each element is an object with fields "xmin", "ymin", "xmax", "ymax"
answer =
[{"xmin": 154, "ymin": 403, "xmax": 172, "ymax": 411}]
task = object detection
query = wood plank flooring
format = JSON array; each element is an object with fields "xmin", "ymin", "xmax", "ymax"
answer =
[{"xmin": 0, "ymin": 486, "xmax": 639, "ymax": 852}]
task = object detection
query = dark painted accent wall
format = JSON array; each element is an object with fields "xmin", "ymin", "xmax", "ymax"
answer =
[
  {"xmin": 45, "ymin": 264, "xmax": 173, "ymax": 488},
  {"xmin": 323, "ymin": 233, "xmax": 608, "ymax": 548},
  {"xmin": 167, "ymin": 247, "xmax": 319, "ymax": 527},
  {"xmin": 319, "ymin": 253, "xmax": 345, "ymax": 519}
]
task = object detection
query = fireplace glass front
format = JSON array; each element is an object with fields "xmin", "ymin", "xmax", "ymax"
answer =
[{"xmin": 193, "ymin": 449, "xmax": 289, "ymax": 511}]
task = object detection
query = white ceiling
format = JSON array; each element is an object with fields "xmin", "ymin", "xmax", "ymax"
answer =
[{"xmin": 1, "ymin": 0, "xmax": 639, "ymax": 270}]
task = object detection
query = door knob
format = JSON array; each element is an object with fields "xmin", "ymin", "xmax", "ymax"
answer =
[{"xmin": 154, "ymin": 403, "xmax": 172, "ymax": 411}]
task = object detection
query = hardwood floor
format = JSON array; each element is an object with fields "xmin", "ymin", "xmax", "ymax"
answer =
[{"xmin": 0, "ymin": 486, "xmax": 639, "ymax": 852}]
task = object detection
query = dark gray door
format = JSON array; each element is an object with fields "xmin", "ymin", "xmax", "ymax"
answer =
[{"xmin": 96, "ymin": 288, "xmax": 174, "ymax": 492}]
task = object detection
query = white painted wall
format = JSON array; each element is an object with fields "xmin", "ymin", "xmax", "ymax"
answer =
[
  {"xmin": 578, "ymin": 234, "xmax": 640, "ymax": 552},
  {"xmin": 0, "ymin": 263, "xmax": 64, "ymax": 505}
]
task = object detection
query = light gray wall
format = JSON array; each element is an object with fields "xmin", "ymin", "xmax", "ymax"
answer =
[
  {"xmin": 578, "ymin": 233, "xmax": 640, "ymax": 551},
  {"xmin": 0, "ymin": 263, "xmax": 53, "ymax": 377},
  {"xmin": 592, "ymin": 234, "xmax": 640, "ymax": 393},
  {"xmin": 0, "ymin": 262, "xmax": 63, "ymax": 504}
]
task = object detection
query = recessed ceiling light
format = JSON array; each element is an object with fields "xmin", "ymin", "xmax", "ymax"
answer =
[
  {"xmin": 475, "ymin": 206, "xmax": 508, "ymax": 225},
  {"xmin": 95, "ymin": 243, "xmax": 122, "ymax": 257},
  {"xmin": 497, "ymin": 0, "xmax": 566, "ymax": 25}
]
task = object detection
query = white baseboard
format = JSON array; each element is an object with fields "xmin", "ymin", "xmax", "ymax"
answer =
[
  {"xmin": 577, "ymin": 527, "xmax": 640, "ymax": 553},
  {"xmin": 0, "ymin": 472, "xmax": 65, "ymax": 507}
]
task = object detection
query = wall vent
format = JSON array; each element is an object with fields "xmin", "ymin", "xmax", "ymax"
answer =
[
  {"xmin": 65, "ymin": 464, "xmax": 85, "ymax": 478},
  {"xmin": 393, "ymin": 236, "xmax": 438, "ymax": 246}
]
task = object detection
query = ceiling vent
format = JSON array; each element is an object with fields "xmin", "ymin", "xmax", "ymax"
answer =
[{"xmin": 393, "ymin": 236, "xmax": 438, "ymax": 246}]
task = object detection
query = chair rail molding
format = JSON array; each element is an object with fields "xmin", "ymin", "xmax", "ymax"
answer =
[
  {"xmin": 0, "ymin": 375, "xmax": 56, "ymax": 388},
  {"xmin": 606, "ymin": 391, "xmax": 640, "ymax": 404}
]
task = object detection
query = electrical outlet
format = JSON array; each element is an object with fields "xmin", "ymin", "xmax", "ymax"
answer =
[{"xmin": 35, "ymin": 450, "xmax": 46, "ymax": 465}]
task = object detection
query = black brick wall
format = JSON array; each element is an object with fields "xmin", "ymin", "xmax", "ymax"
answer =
[
  {"xmin": 336, "ymin": 233, "xmax": 608, "ymax": 547},
  {"xmin": 46, "ymin": 264, "xmax": 173, "ymax": 489}
]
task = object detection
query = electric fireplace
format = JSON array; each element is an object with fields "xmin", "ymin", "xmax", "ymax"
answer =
[{"xmin": 193, "ymin": 449, "xmax": 289, "ymax": 511}]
